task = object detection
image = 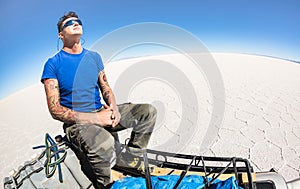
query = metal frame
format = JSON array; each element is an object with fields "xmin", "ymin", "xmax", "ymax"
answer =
[{"xmin": 114, "ymin": 148, "xmax": 255, "ymax": 189}]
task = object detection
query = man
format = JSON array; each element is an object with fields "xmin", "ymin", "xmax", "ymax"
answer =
[{"xmin": 41, "ymin": 11, "xmax": 157, "ymax": 189}]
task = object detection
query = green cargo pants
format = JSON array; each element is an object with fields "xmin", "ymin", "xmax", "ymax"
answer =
[{"xmin": 64, "ymin": 103, "xmax": 157, "ymax": 188}]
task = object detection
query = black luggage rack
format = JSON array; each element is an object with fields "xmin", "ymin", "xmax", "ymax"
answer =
[
  {"xmin": 114, "ymin": 148, "xmax": 255, "ymax": 189},
  {"xmin": 4, "ymin": 134, "xmax": 256, "ymax": 189}
]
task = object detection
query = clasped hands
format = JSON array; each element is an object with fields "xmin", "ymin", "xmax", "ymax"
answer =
[{"xmin": 96, "ymin": 104, "xmax": 121, "ymax": 127}]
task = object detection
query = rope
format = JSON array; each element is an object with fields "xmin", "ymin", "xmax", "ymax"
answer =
[
  {"xmin": 43, "ymin": 133, "xmax": 67, "ymax": 183},
  {"xmin": 3, "ymin": 134, "xmax": 68, "ymax": 188}
]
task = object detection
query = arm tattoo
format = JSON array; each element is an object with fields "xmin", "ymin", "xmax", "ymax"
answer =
[
  {"xmin": 44, "ymin": 79, "xmax": 76, "ymax": 124},
  {"xmin": 98, "ymin": 70, "xmax": 115, "ymax": 106}
]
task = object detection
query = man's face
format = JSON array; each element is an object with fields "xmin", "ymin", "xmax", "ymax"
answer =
[{"xmin": 60, "ymin": 17, "xmax": 83, "ymax": 36}]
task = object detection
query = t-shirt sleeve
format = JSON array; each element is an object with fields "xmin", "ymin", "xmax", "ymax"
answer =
[
  {"xmin": 96, "ymin": 52, "xmax": 104, "ymax": 72},
  {"xmin": 41, "ymin": 59, "xmax": 57, "ymax": 83}
]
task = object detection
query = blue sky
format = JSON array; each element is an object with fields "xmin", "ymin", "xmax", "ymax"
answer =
[{"xmin": 0, "ymin": 0, "xmax": 299, "ymax": 99}]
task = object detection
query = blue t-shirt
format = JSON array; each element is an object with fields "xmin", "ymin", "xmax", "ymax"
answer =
[{"xmin": 41, "ymin": 48, "xmax": 104, "ymax": 112}]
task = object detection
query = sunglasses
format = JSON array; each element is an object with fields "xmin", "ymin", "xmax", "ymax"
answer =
[{"xmin": 61, "ymin": 19, "xmax": 82, "ymax": 31}]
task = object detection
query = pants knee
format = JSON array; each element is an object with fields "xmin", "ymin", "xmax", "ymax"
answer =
[
  {"xmin": 148, "ymin": 104, "xmax": 157, "ymax": 117},
  {"xmin": 144, "ymin": 104, "xmax": 157, "ymax": 122}
]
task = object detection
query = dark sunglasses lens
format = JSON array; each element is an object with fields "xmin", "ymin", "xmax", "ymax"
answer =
[
  {"xmin": 62, "ymin": 19, "xmax": 82, "ymax": 30},
  {"xmin": 64, "ymin": 20, "xmax": 74, "ymax": 27},
  {"xmin": 76, "ymin": 19, "xmax": 82, "ymax": 25}
]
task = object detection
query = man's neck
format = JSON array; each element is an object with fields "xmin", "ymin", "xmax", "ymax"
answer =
[
  {"xmin": 62, "ymin": 45, "xmax": 82, "ymax": 54},
  {"xmin": 62, "ymin": 38, "xmax": 83, "ymax": 54}
]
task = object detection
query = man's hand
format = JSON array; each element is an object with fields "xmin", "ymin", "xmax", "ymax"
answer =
[
  {"xmin": 103, "ymin": 104, "xmax": 121, "ymax": 127},
  {"xmin": 96, "ymin": 108, "xmax": 114, "ymax": 126},
  {"xmin": 111, "ymin": 105, "xmax": 121, "ymax": 127}
]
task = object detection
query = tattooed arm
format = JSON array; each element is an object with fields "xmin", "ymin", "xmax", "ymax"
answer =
[
  {"xmin": 98, "ymin": 70, "xmax": 121, "ymax": 127},
  {"xmin": 43, "ymin": 78, "xmax": 113, "ymax": 126}
]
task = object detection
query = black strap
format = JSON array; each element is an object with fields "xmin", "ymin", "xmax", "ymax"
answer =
[
  {"xmin": 173, "ymin": 156, "xmax": 196, "ymax": 189},
  {"xmin": 143, "ymin": 151, "xmax": 153, "ymax": 189}
]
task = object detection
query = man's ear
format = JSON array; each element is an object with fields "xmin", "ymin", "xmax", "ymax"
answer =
[{"xmin": 58, "ymin": 32, "xmax": 63, "ymax": 39}]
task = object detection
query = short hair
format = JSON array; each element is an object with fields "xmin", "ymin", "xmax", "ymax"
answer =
[{"xmin": 57, "ymin": 11, "xmax": 79, "ymax": 32}]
